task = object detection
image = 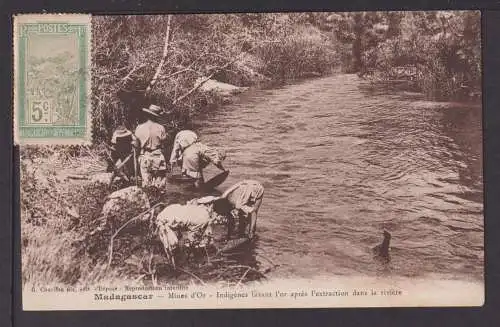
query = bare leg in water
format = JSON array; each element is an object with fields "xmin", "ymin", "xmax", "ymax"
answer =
[
  {"xmin": 237, "ymin": 210, "xmax": 249, "ymax": 237},
  {"xmin": 248, "ymin": 197, "xmax": 263, "ymax": 239},
  {"xmin": 193, "ymin": 171, "xmax": 204, "ymax": 190}
]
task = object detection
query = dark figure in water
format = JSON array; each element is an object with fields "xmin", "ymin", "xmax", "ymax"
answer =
[{"xmin": 372, "ymin": 230, "xmax": 391, "ymax": 262}]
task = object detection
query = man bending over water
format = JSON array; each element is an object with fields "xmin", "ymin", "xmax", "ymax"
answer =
[
  {"xmin": 169, "ymin": 130, "xmax": 198, "ymax": 169},
  {"xmin": 170, "ymin": 130, "xmax": 227, "ymax": 189},
  {"xmin": 156, "ymin": 196, "xmax": 218, "ymax": 266},
  {"xmin": 214, "ymin": 180, "xmax": 264, "ymax": 240},
  {"xmin": 155, "ymin": 180, "xmax": 264, "ymax": 265}
]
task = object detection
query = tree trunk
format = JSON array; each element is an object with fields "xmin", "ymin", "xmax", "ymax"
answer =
[
  {"xmin": 146, "ymin": 14, "xmax": 172, "ymax": 93},
  {"xmin": 351, "ymin": 12, "xmax": 364, "ymax": 72},
  {"xmin": 386, "ymin": 12, "xmax": 402, "ymax": 39}
]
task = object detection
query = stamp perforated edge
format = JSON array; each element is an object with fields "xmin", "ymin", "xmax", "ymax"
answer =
[{"xmin": 13, "ymin": 14, "xmax": 92, "ymax": 146}]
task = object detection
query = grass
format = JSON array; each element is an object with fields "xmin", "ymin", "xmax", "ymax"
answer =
[{"xmin": 21, "ymin": 150, "xmax": 112, "ymax": 286}]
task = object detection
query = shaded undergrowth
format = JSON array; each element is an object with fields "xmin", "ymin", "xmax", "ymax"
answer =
[{"xmin": 20, "ymin": 150, "xmax": 275, "ymax": 288}]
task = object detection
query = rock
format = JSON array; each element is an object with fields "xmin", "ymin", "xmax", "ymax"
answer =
[
  {"xmin": 98, "ymin": 186, "xmax": 151, "ymax": 231},
  {"xmin": 196, "ymin": 77, "xmax": 249, "ymax": 97},
  {"xmin": 90, "ymin": 172, "xmax": 113, "ymax": 185},
  {"xmin": 65, "ymin": 206, "xmax": 80, "ymax": 219}
]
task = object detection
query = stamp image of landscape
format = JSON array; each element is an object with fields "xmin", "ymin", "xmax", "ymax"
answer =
[{"xmin": 14, "ymin": 15, "xmax": 91, "ymax": 143}]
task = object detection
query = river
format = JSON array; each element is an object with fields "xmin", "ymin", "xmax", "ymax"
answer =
[{"xmin": 194, "ymin": 74, "xmax": 483, "ymax": 282}]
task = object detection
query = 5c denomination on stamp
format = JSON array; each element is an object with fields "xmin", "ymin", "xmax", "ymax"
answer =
[{"xmin": 14, "ymin": 14, "xmax": 91, "ymax": 144}]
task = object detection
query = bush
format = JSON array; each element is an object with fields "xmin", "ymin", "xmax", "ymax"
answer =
[{"xmin": 256, "ymin": 26, "xmax": 336, "ymax": 81}]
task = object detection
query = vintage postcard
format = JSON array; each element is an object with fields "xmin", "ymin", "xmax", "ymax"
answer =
[
  {"xmin": 18, "ymin": 11, "xmax": 483, "ymax": 310},
  {"xmin": 13, "ymin": 14, "xmax": 91, "ymax": 145}
]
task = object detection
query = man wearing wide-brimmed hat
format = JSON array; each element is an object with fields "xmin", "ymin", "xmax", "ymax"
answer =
[
  {"xmin": 134, "ymin": 104, "xmax": 168, "ymax": 188},
  {"xmin": 108, "ymin": 125, "xmax": 139, "ymax": 181}
]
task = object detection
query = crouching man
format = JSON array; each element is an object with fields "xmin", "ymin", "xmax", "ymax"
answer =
[
  {"xmin": 155, "ymin": 199, "xmax": 216, "ymax": 266},
  {"xmin": 213, "ymin": 180, "xmax": 264, "ymax": 240}
]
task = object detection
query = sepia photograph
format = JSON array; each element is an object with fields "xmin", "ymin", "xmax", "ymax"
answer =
[{"xmin": 15, "ymin": 11, "xmax": 483, "ymax": 309}]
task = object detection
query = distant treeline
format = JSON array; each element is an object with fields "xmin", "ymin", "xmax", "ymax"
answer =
[
  {"xmin": 92, "ymin": 12, "xmax": 480, "ymax": 143},
  {"xmin": 327, "ymin": 11, "xmax": 480, "ymax": 100}
]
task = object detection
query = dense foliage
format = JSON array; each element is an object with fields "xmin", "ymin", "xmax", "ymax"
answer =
[
  {"xmin": 92, "ymin": 14, "xmax": 337, "ymax": 143},
  {"xmin": 325, "ymin": 11, "xmax": 481, "ymax": 100}
]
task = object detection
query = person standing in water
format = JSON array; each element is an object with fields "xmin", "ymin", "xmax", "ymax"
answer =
[
  {"xmin": 134, "ymin": 104, "xmax": 168, "ymax": 188},
  {"xmin": 213, "ymin": 180, "xmax": 264, "ymax": 239}
]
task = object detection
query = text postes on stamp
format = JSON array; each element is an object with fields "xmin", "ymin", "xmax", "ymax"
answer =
[{"xmin": 13, "ymin": 14, "xmax": 91, "ymax": 145}]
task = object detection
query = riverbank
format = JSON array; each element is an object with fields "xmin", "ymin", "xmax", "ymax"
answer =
[
  {"xmin": 20, "ymin": 71, "xmax": 332, "ymax": 287},
  {"xmin": 20, "ymin": 148, "xmax": 272, "ymax": 287},
  {"xmin": 358, "ymin": 74, "xmax": 481, "ymax": 102}
]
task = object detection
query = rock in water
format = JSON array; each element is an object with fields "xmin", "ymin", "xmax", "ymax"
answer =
[
  {"xmin": 372, "ymin": 230, "xmax": 391, "ymax": 262},
  {"xmin": 196, "ymin": 77, "xmax": 249, "ymax": 97},
  {"xmin": 98, "ymin": 186, "xmax": 151, "ymax": 232}
]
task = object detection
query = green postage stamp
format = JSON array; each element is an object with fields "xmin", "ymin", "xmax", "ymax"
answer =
[{"xmin": 14, "ymin": 14, "xmax": 91, "ymax": 144}]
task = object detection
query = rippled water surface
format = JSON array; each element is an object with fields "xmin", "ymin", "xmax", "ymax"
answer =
[{"xmin": 195, "ymin": 74, "xmax": 483, "ymax": 281}]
